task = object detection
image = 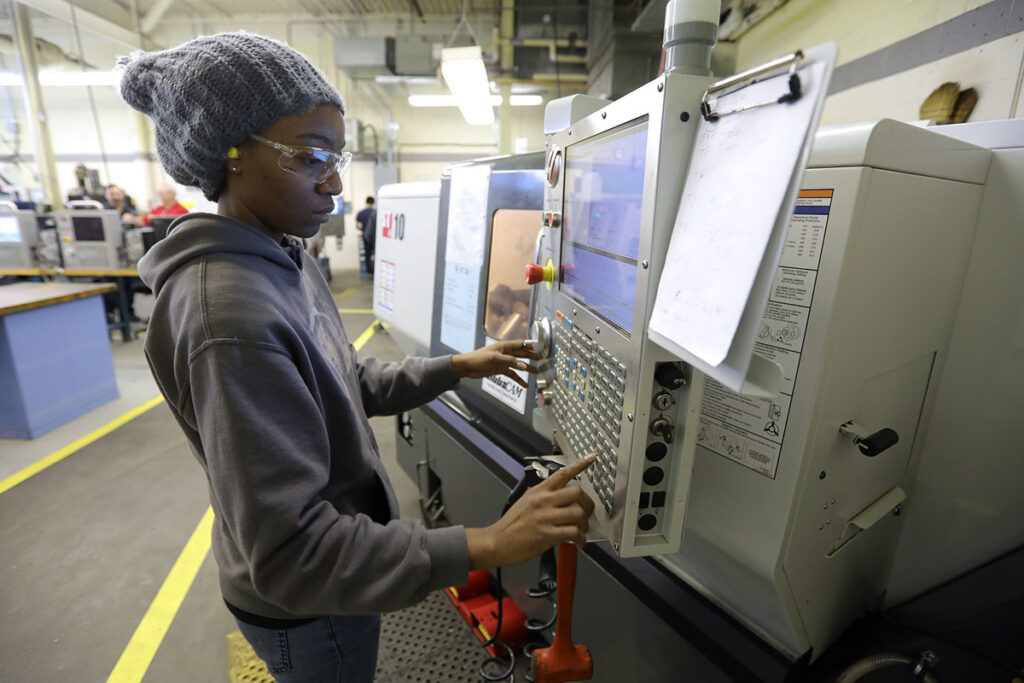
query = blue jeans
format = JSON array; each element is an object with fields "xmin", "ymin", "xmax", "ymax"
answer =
[{"xmin": 235, "ymin": 614, "xmax": 381, "ymax": 683}]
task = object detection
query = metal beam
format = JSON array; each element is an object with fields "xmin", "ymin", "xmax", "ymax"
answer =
[
  {"xmin": 15, "ymin": 0, "xmax": 142, "ymax": 48},
  {"xmin": 139, "ymin": 0, "xmax": 175, "ymax": 35},
  {"xmin": 12, "ymin": 3, "xmax": 61, "ymax": 208}
]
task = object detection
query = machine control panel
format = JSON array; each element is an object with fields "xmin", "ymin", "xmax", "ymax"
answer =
[
  {"xmin": 550, "ymin": 312, "xmax": 628, "ymax": 516},
  {"xmin": 531, "ymin": 72, "xmax": 714, "ymax": 557}
]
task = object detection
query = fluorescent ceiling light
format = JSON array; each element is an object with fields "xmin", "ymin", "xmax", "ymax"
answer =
[
  {"xmin": 375, "ymin": 75, "xmax": 439, "ymax": 85},
  {"xmin": 408, "ymin": 94, "xmax": 544, "ymax": 108},
  {"xmin": 40, "ymin": 70, "xmax": 120, "ymax": 87},
  {"xmin": 509, "ymin": 95, "xmax": 543, "ymax": 106},
  {"xmin": 0, "ymin": 70, "xmax": 120, "ymax": 87},
  {"xmin": 410, "ymin": 94, "xmax": 501, "ymax": 107},
  {"xmin": 440, "ymin": 45, "xmax": 493, "ymax": 125}
]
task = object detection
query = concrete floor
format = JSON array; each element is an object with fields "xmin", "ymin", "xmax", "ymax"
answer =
[{"xmin": 0, "ymin": 269, "xmax": 423, "ymax": 682}]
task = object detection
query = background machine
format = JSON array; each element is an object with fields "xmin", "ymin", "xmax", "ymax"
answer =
[
  {"xmin": 385, "ymin": 2, "xmax": 1023, "ymax": 680},
  {"xmin": 54, "ymin": 203, "xmax": 124, "ymax": 270},
  {"xmin": 0, "ymin": 201, "xmax": 40, "ymax": 269}
]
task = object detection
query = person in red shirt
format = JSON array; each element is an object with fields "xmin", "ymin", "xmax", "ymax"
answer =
[{"xmin": 142, "ymin": 182, "xmax": 189, "ymax": 226}]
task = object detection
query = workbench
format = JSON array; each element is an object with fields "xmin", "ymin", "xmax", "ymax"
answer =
[
  {"xmin": 0, "ymin": 267, "xmax": 140, "ymax": 341},
  {"xmin": 0, "ymin": 282, "xmax": 120, "ymax": 439}
]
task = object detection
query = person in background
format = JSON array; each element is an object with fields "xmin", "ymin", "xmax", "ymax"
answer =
[
  {"xmin": 118, "ymin": 32, "xmax": 594, "ymax": 683},
  {"xmin": 355, "ymin": 195, "xmax": 376, "ymax": 275},
  {"xmin": 105, "ymin": 184, "xmax": 139, "ymax": 225},
  {"xmin": 142, "ymin": 182, "xmax": 189, "ymax": 226}
]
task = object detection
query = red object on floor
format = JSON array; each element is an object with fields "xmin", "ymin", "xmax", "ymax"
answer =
[
  {"xmin": 445, "ymin": 570, "xmax": 528, "ymax": 657},
  {"xmin": 530, "ymin": 543, "xmax": 593, "ymax": 682}
]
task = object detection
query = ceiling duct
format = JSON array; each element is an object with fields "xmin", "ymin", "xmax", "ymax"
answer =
[{"xmin": 334, "ymin": 36, "xmax": 437, "ymax": 78}]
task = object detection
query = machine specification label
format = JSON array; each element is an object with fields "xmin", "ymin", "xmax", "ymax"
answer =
[
  {"xmin": 376, "ymin": 260, "xmax": 396, "ymax": 314},
  {"xmin": 481, "ymin": 337, "xmax": 530, "ymax": 413},
  {"xmin": 440, "ymin": 263, "xmax": 481, "ymax": 354},
  {"xmin": 697, "ymin": 189, "xmax": 833, "ymax": 478}
]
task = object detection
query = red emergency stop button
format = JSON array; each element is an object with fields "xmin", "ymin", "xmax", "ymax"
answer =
[{"xmin": 525, "ymin": 261, "xmax": 556, "ymax": 285}]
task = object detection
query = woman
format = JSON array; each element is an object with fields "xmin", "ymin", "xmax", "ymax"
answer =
[{"xmin": 118, "ymin": 32, "xmax": 594, "ymax": 682}]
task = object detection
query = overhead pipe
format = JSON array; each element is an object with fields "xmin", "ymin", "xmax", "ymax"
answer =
[{"xmin": 492, "ymin": 27, "xmax": 588, "ymax": 65}]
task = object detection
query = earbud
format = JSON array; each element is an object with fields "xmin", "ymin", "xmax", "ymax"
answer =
[{"xmin": 226, "ymin": 147, "xmax": 239, "ymax": 159}]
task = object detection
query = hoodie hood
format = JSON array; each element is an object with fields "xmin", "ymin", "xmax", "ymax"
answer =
[{"xmin": 138, "ymin": 212, "xmax": 304, "ymax": 296}]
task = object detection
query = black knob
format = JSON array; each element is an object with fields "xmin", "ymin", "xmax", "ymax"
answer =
[
  {"xmin": 637, "ymin": 514, "xmax": 657, "ymax": 531},
  {"xmin": 858, "ymin": 428, "xmax": 899, "ymax": 457},
  {"xmin": 643, "ymin": 466, "xmax": 664, "ymax": 486},
  {"xmin": 654, "ymin": 362, "xmax": 686, "ymax": 390},
  {"xmin": 646, "ymin": 442, "xmax": 667, "ymax": 462}
]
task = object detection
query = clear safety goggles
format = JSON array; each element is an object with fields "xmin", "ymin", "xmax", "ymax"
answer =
[{"xmin": 249, "ymin": 134, "xmax": 352, "ymax": 184}]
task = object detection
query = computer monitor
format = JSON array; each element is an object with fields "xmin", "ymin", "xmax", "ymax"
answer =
[
  {"xmin": 149, "ymin": 217, "xmax": 174, "ymax": 241},
  {"xmin": 560, "ymin": 119, "xmax": 648, "ymax": 336},
  {"xmin": 0, "ymin": 214, "xmax": 21, "ymax": 243},
  {"xmin": 0, "ymin": 211, "xmax": 39, "ymax": 268},
  {"xmin": 71, "ymin": 216, "xmax": 105, "ymax": 242}
]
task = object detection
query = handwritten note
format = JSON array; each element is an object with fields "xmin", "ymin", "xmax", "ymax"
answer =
[
  {"xmin": 649, "ymin": 45, "xmax": 835, "ymax": 394},
  {"xmin": 444, "ymin": 164, "xmax": 492, "ymax": 267}
]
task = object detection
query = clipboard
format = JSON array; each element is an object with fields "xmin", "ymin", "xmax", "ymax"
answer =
[{"xmin": 648, "ymin": 43, "xmax": 837, "ymax": 398}]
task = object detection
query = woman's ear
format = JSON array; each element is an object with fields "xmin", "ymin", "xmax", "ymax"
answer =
[{"xmin": 226, "ymin": 147, "xmax": 241, "ymax": 174}]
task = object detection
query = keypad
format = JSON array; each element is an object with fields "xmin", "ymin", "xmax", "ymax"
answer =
[{"xmin": 551, "ymin": 312, "xmax": 627, "ymax": 515}]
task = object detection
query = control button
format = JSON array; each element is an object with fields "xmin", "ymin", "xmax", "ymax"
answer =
[
  {"xmin": 579, "ymin": 392, "xmax": 585, "ymax": 401},
  {"xmin": 550, "ymin": 212, "xmax": 561, "ymax": 228},
  {"xmin": 617, "ymin": 362, "xmax": 626, "ymax": 377},
  {"xmin": 639, "ymin": 492, "xmax": 650, "ymax": 509},
  {"xmin": 651, "ymin": 491, "xmax": 666, "ymax": 508},
  {"xmin": 525, "ymin": 262, "xmax": 555, "ymax": 285},
  {"xmin": 637, "ymin": 514, "xmax": 657, "ymax": 532},
  {"xmin": 649, "ymin": 417, "xmax": 675, "ymax": 444},
  {"xmin": 654, "ymin": 362, "xmax": 687, "ymax": 390},
  {"xmin": 646, "ymin": 442, "xmax": 668, "ymax": 462},
  {"xmin": 643, "ymin": 467, "xmax": 665, "ymax": 486}
]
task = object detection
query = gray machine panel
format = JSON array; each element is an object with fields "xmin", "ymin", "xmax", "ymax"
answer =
[
  {"xmin": 0, "ymin": 211, "xmax": 38, "ymax": 269},
  {"xmin": 536, "ymin": 72, "xmax": 713, "ymax": 557},
  {"xmin": 429, "ymin": 152, "xmax": 549, "ymax": 450},
  {"xmin": 55, "ymin": 210, "xmax": 124, "ymax": 270}
]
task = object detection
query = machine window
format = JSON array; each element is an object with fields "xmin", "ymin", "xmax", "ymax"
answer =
[{"xmin": 484, "ymin": 208, "xmax": 543, "ymax": 341}]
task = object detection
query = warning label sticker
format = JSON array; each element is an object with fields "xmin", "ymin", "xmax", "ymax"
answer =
[{"xmin": 698, "ymin": 189, "xmax": 833, "ymax": 478}]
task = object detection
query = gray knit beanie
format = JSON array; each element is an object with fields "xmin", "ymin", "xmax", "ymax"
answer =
[{"xmin": 118, "ymin": 32, "xmax": 345, "ymax": 200}]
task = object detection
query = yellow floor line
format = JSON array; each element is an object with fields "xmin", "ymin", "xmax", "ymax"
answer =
[
  {"xmin": 337, "ymin": 308, "xmax": 373, "ymax": 314},
  {"xmin": 0, "ymin": 396, "xmax": 166, "ymax": 496},
  {"xmin": 352, "ymin": 321, "xmax": 379, "ymax": 350},
  {"xmin": 336, "ymin": 287, "xmax": 357, "ymax": 299},
  {"xmin": 106, "ymin": 507, "xmax": 215, "ymax": 683},
  {"xmin": 107, "ymin": 318, "xmax": 381, "ymax": 681}
]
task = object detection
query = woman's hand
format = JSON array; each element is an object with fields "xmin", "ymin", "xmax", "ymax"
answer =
[
  {"xmin": 451, "ymin": 340, "xmax": 540, "ymax": 388},
  {"xmin": 466, "ymin": 455, "xmax": 596, "ymax": 569}
]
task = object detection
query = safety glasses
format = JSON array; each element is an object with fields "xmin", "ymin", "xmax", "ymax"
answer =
[{"xmin": 249, "ymin": 134, "xmax": 352, "ymax": 184}]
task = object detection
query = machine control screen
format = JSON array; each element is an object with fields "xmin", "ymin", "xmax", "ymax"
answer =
[
  {"xmin": 561, "ymin": 118, "xmax": 648, "ymax": 335},
  {"xmin": 0, "ymin": 215, "xmax": 20, "ymax": 243},
  {"xmin": 72, "ymin": 216, "xmax": 105, "ymax": 242}
]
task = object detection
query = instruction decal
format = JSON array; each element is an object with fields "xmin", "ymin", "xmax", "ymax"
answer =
[{"xmin": 698, "ymin": 189, "xmax": 833, "ymax": 478}]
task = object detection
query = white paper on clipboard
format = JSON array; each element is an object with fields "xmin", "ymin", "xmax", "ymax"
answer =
[
  {"xmin": 649, "ymin": 43, "xmax": 837, "ymax": 397},
  {"xmin": 444, "ymin": 164, "xmax": 492, "ymax": 267}
]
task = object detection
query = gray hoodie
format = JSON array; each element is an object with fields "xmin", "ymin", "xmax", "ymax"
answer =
[{"xmin": 137, "ymin": 213, "xmax": 468, "ymax": 619}]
